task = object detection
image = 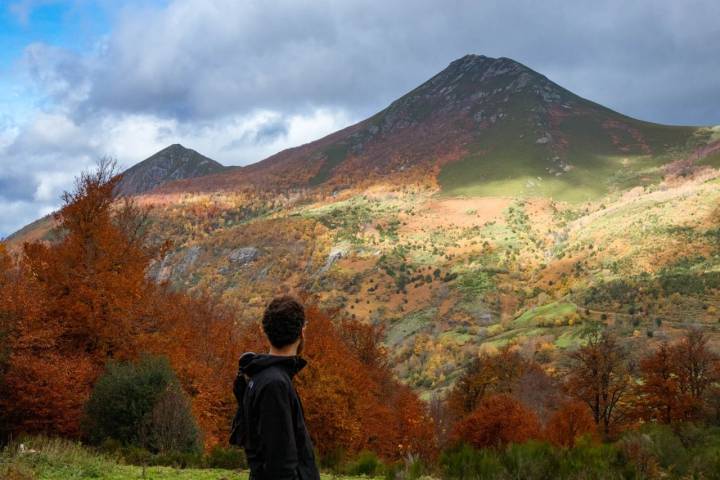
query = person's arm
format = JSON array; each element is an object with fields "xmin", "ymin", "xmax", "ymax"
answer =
[{"xmin": 257, "ymin": 379, "xmax": 298, "ymax": 479}]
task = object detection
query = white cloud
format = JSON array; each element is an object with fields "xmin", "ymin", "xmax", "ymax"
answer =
[
  {"xmin": 0, "ymin": 200, "xmax": 54, "ymax": 239},
  {"xmin": 33, "ymin": 170, "xmax": 76, "ymax": 202}
]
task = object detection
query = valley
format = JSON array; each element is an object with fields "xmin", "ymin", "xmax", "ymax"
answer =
[{"xmin": 126, "ymin": 167, "xmax": 719, "ymax": 399}]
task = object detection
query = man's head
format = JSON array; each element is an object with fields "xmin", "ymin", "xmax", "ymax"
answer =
[{"xmin": 262, "ymin": 295, "xmax": 306, "ymax": 353}]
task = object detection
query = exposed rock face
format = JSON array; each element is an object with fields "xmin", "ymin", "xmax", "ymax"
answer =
[
  {"xmin": 320, "ymin": 246, "xmax": 346, "ymax": 273},
  {"xmin": 150, "ymin": 245, "xmax": 203, "ymax": 283},
  {"xmin": 229, "ymin": 247, "xmax": 260, "ymax": 265},
  {"xmin": 116, "ymin": 144, "xmax": 225, "ymax": 196}
]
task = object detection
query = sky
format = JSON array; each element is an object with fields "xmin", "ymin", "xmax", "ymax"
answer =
[{"xmin": 1, "ymin": 0, "xmax": 719, "ymax": 237}]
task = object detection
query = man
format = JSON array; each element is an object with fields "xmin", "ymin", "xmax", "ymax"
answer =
[{"xmin": 230, "ymin": 296, "xmax": 320, "ymax": 480}]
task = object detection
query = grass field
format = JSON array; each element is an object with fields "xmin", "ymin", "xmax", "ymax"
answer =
[
  {"xmin": 512, "ymin": 302, "xmax": 577, "ymax": 327},
  {"xmin": 0, "ymin": 438, "xmax": 375, "ymax": 480},
  {"xmin": 437, "ymin": 91, "xmax": 698, "ymax": 202}
]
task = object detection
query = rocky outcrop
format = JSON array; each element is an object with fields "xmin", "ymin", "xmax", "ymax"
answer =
[
  {"xmin": 228, "ymin": 247, "xmax": 260, "ymax": 265},
  {"xmin": 320, "ymin": 246, "xmax": 347, "ymax": 274}
]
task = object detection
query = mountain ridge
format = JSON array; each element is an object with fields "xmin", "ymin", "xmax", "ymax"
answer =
[{"xmin": 153, "ymin": 54, "xmax": 707, "ymax": 201}]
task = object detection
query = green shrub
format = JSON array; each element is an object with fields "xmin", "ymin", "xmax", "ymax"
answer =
[
  {"xmin": 502, "ymin": 441, "xmax": 559, "ymax": 480},
  {"xmin": 383, "ymin": 462, "xmax": 403, "ymax": 480},
  {"xmin": 205, "ymin": 445, "xmax": 247, "ymax": 470},
  {"xmin": 557, "ymin": 438, "xmax": 624, "ymax": 479},
  {"xmin": 84, "ymin": 354, "xmax": 201, "ymax": 453},
  {"xmin": 637, "ymin": 424, "xmax": 689, "ymax": 473},
  {"xmin": 97, "ymin": 437, "xmax": 123, "ymax": 454},
  {"xmin": 645, "ymin": 424, "xmax": 720, "ymax": 479},
  {"xmin": 347, "ymin": 450, "xmax": 382, "ymax": 476},
  {"xmin": 440, "ymin": 444, "xmax": 504, "ymax": 480},
  {"xmin": 686, "ymin": 446, "xmax": 720, "ymax": 479},
  {"xmin": 440, "ymin": 440, "xmax": 634, "ymax": 480},
  {"xmin": 404, "ymin": 455, "xmax": 429, "ymax": 480},
  {"xmin": 84, "ymin": 355, "xmax": 175, "ymax": 446}
]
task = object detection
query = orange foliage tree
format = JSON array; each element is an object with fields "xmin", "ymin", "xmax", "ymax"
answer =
[
  {"xmin": 636, "ymin": 330, "xmax": 720, "ymax": 424},
  {"xmin": 446, "ymin": 344, "xmax": 529, "ymax": 420},
  {"xmin": 0, "ymin": 243, "xmax": 17, "ymax": 439},
  {"xmin": 142, "ymin": 290, "xmax": 240, "ymax": 447},
  {"xmin": 635, "ymin": 341, "xmax": 690, "ymax": 424},
  {"xmin": 0, "ymin": 161, "xmax": 240, "ymax": 445},
  {"xmin": 672, "ymin": 329, "xmax": 719, "ymax": 418},
  {"xmin": 565, "ymin": 330, "xmax": 631, "ymax": 439},
  {"xmin": 1, "ymin": 162, "xmax": 160, "ymax": 436},
  {"xmin": 451, "ymin": 394, "xmax": 542, "ymax": 449},
  {"xmin": 545, "ymin": 401, "xmax": 597, "ymax": 448}
]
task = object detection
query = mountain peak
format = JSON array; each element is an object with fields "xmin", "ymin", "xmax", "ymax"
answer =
[
  {"xmin": 162, "ymin": 143, "xmax": 189, "ymax": 152},
  {"xmin": 365, "ymin": 55, "xmax": 563, "ymax": 142},
  {"xmin": 448, "ymin": 54, "xmax": 517, "ymax": 69},
  {"xmin": 407, "ymin": 54, "xmax": 562, "ymax": 106},
  {"xmin": 116, "ymin": 144, "xmax": 225, "ymax": 196},
  {"xmin": 156, "ymin": 55, "xmax": 699, "ymax": 200}
]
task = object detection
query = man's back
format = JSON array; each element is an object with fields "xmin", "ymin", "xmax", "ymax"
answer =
[{"xmin": 236, "ymin": 353, "xmax": 320, "ymax": 480}]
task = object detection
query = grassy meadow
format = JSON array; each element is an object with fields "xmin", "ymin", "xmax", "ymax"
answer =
[{"xmin": 0, "ymin": 437, "xmax": 379, "ymax": 480}]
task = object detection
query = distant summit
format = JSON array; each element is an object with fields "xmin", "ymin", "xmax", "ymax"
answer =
[
  {"xmin": 116, "ymin": 144, "xmax": 225, "ymax": 196},
  {"xmin": 159, "ymin": 54, "xmax": 699, "ymax": 201}
]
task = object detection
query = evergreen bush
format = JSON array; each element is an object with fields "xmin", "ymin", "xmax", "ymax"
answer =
[{"xmin": 83, "ymin": 355, "xmax": 200, "ymax": 453}]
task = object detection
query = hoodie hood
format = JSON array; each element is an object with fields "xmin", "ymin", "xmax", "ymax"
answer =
[{"xmin": 239, "ymin": 352, "xmax": 308, "ymax": 378}]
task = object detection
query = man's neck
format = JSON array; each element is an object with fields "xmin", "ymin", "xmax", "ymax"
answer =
[{"xmin": 269, "ymin": 345, "xmax": 298, "ymax": 357}]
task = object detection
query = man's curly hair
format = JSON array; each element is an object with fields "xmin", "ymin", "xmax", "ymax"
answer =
[{"xmin": 262, "ymin": 296, "xmax": 306, "ymax": 348}]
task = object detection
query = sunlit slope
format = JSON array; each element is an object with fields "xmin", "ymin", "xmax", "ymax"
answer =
[
  {"xmin": 437, "ymin": 84, "xmax": 701, "ymax": 202},
  {"xmin": 127, "ymin": 170, "xmax": 720, "ymax": 397}
]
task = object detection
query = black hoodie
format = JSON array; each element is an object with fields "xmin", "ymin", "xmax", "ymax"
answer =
[{"xmin": 230, "ymin": 353, "xmax": 320, "ymax": 480}]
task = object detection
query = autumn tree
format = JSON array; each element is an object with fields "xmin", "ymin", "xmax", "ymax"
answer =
[
  {"xmin": 512, "ymin": 362, "xmax": 562, "ymax": 421},
  {"xmin": 565, "ymin": 329, "xmax": 631, "ymax": 438},
  {"xmin": 672, "ymin": 329, "xmax": 719, "ymax": 420},
  {"xmin": 451, "ymin": 394, "xmax": 542, "ymax": 449},
  {"xmin": 298, "ymin": 307, "xmax": 436, "ymax": 461},
  {"xmin": 0, "ymin": 161, "xmax": 158, "ymax": 436},
  {"xmin": 635, "ymin": 341, "xmax": 690, "ymax": 424},
  {"xmin": 339, "ymin": 318, "xmax": 387, "ymax": 372},
  {"xmin": 0, "ymin": 161, "xmax": 240, "ymax": 445},
  {"xmin": 144, "ymin": 290, "xmax": 240, "ymax": 447},
  {"xmin": 23, "ymin": 160, "xmax": 156, "ymax": 359},
  {"xmin": 0, "ymin": 243, "xmax": 12, "ymax": 368},
  {"xmin": 545, "ymin": 400, "xmax": 597, "ymax": 448},
  {"xmin": 636, "ymin": 329, "xmax": 720, "ymax": 424},
  {"xmin": 0, "ymin": 243, "xmax": 14, "ymax": 440},
  {"xmin": 447, "ymin": 344, "xmax": 528, "ymax": 419}
]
